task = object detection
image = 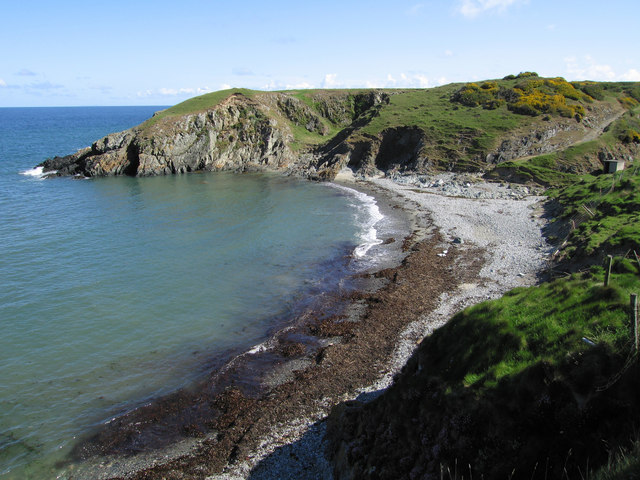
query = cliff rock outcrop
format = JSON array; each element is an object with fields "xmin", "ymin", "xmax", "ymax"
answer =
[
  {"xmin": 39, "ymin": 83, "xmax": 634, "ymax": 181},
  {"xmin": 43, "ymin": 94, "xmax": 301, "ymax": 177}
]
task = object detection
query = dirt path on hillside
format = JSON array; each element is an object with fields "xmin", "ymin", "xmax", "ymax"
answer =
[
  {"xmin": 579, "ymin": 108, "xmax": 626, "ymax": 144},
  {"xmin": 508, "ymin": 105, "xmax": 626, "ymax": 164}
]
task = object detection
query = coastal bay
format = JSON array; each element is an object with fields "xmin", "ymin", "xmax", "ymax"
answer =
[
  {"xmin": 0, "ymin": 108, "xmax": 403, "ymax": 479},
  {"xmin": 60, "ymin": 173, "xmax": 550, "ymax": 479},
  {"xmin": 13, "ymin": 77, "xmax": 640, "ymax": 477}
]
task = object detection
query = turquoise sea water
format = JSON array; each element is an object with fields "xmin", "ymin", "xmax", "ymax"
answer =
[{"xmin": 0, "ymin": 107, "xmax": 397, "ymax": 478}]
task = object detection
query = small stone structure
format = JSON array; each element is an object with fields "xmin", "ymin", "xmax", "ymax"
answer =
[{"xmin": 604, "ymin": 159, "xmax": 625, "ymax": 173}]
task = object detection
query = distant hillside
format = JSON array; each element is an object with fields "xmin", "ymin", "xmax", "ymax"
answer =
[{"xmin": 40, "ymin": 73, "xmax": 640, "ymax": 181}]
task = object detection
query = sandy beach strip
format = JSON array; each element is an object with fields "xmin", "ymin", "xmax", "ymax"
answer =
[{"xmin": 69, "ymin": 174, "xmax": 552, "ymax": 480}]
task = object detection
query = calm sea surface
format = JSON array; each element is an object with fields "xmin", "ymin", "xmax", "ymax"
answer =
[{"xmin": 0, "ymin": 107, "xmax": 395, "ymax": 478}]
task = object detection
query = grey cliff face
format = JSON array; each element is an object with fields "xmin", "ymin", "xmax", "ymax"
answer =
[
  {"xmin": 38, "ymin": 91, "xmax": 393, "ymax": 180},
  {"xmin": 41, "ymin": 95, "xmax": 299, "ymax": 178}
]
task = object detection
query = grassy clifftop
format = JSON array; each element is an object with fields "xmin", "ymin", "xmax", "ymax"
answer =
[
  {"xmin": 136, "ymin": 73, "xmax": 638, "ymax": 178},
  {"xmin": 142, "ymin": 88, "xmax": 259, "ymax": 128},
  {"xmin": 548, "ymin": 167, "xmax": 640, "ymax": 264}
]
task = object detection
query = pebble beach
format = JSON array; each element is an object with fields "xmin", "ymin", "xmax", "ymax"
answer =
[{"xmin": 206, "ymin": 173, "xmax": 553, "ymax": 480}]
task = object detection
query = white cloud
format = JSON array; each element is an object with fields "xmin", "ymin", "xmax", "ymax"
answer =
[
  {"xmin": 621, "ymin": 69, "xmax": 640, "ymax": 81},
  {"xmin": 565, "ymin": 56, "xmax": 617, "ymax": 81},
  {"xmin": 322, "ymin": 74, "xmax": 340, "ymax": 88},
  {"xmin": 251, "ymin": 72, "xmax": 449, "ymax": 92},
  {"xmin": 0, "ymin": 78, "xmax": 6, "ymax": 87},
  {"xmin": 28, "ymin": 81, "xmax": 64, "ymax": 90},
  {"xmin": 263, "ymin": 80, "xmax": 316, "ymax": 90},
  {"xmin": 444, "ymin": 49, "xmax": 454, "ymax": 57},
  {"xmin": 365, "ymin": 73, "xmax": 445, "ymax": 89},
  {"xmin": 564, "ymin": 56, "xmax": 640, "ymax": 82},
  {"xmin": 364, "ymin": 79, "xmax": 385, "ymax": 89},
  {"xmin": 16, "ymin": 68, "xmax": 37, "ymax": 76},
  {"xmin": 457, "ymin": 0, "xmax": 527, "ymax": 18},
  {"xmin": 414, "ymin": 75, "xmax": 432, "ymax": 87},
  {"xmin": 137, "ymin": 86, "xmax": 213, "ymax": 98},
  {"xmin": 219, "ymin": 83, "xmax": 232, "ymax": 90}
]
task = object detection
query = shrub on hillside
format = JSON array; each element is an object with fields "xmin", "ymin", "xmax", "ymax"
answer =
[
  {"xmin": 509, "ymin": 94, "xmax": 585, "ymax": 120},
  {"xmin": 615, "ymin": 117, "xmax": 640, "ymax": 143},
  {"xmin": 627, "ymin": 86, "xmax": 640, "ymax": 102},
  {"xmin": 619, "ymin": 96, "xmax": 640, "ymax": 109},
  {"xmin": 619, "ymin": 129, "xmax": 640, "ymax": 143},
  {"xmin": 516, "ymin": 71, "xmax": 539, "ymax": 78},
  {"xmin": 546, "ymin": 78, "xmax": 584, "ymax": 100},
  {"xmin": 575, "ymin": 82, "xmax": 605, "ymax": 101},
  {"xmin": 572, "ymin": 104, "xmax": 586, "ymax": 120},
  {"xmin": 452, "ymin": 76, "xmax": 588, "ymax": 120},
  {"xmin": 504, "ymin": 72, "xmax": 539, "ymax": 80},
  {"xmin": 508, "ymin": 101, "xmax": 540, "ymax": 116},
  {"xmin": 515, "ymin": 78, "xmax": 545, "ymax": 92},
  {"xmin": 496, "ymin": 86, "xmax": 521, "ymax": 103},
  {"xmin": 451, "ymin": 83, "xmax": 496, "ymax": 107},
  {"xmin": 483, "ymin": 98, "xmax": 505, "ymax": 110}
]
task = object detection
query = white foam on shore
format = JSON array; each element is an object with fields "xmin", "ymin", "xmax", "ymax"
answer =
[
  {"xmin": 20, "ymin": 166, "xmax": 49, "ymax": 178},
  {"xmin": 330, "ymin": 183, "xmax": 384, "ymax": 258},
  {"xmin": 247, "ymin": 342, "xmax": 269, "ymax": 355}
]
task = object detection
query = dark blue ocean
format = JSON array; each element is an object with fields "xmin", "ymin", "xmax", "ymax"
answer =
[{"xmin": 0, "ymin": 107, "xmax": 394, "ymax": 478}]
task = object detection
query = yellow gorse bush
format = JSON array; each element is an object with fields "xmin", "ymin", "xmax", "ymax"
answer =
[
  {"xmin": 619, "ymin": 96, "xmax": 640, "ymax": 109},
  {"xmin": 510, "ymin": 89, "xmax": 585, "ymax": 119},
  {"xmin": 452, "ymin": 75, "xmax": 589, "ymax": 120}
]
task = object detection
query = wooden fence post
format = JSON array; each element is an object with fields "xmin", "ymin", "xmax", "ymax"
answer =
[
  {"xmin": 605, "ymin": 255, "xmax": 613, "ymax": 287},
  {"xmin": 632, "ymin": 293, "xmax": 638, "ymax": 352}
]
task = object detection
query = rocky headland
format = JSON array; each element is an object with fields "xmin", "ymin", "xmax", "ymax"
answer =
[{"xmin": 39, "ymin": 77, "xmax": 638, "ymax": 184}]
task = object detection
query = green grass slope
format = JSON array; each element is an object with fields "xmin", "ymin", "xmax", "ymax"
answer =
[
  {"xmin": 488, "ymin": 104, "xmax": 640, "ymax": 187},
  {"xmin": 133, "ymin": 73, "xmax": 639, "ymax": 177},
  {"xmin": 547, "ymin": 165, "xmax": 640, "ymax": 264},
  {"xmin": 141, "ymin": 88, "xmax": 259, "ymax": 129},
  {"xmin": 327, "ymin": 169, "xmax": 640, "ymax": 477},
  {"xmin": 330, "ymin": 263, "xmax": 640, "ymax": 479}
]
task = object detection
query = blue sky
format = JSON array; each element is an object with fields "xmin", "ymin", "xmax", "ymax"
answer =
[{"xmin": 1, "ymin": 0, "xmax": 638, "ymax": 107}]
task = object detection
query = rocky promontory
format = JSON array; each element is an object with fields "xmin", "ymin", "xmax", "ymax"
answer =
[{"xmin": 39, "ymin": 77, "xmax": 639, "ymax": 182}]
